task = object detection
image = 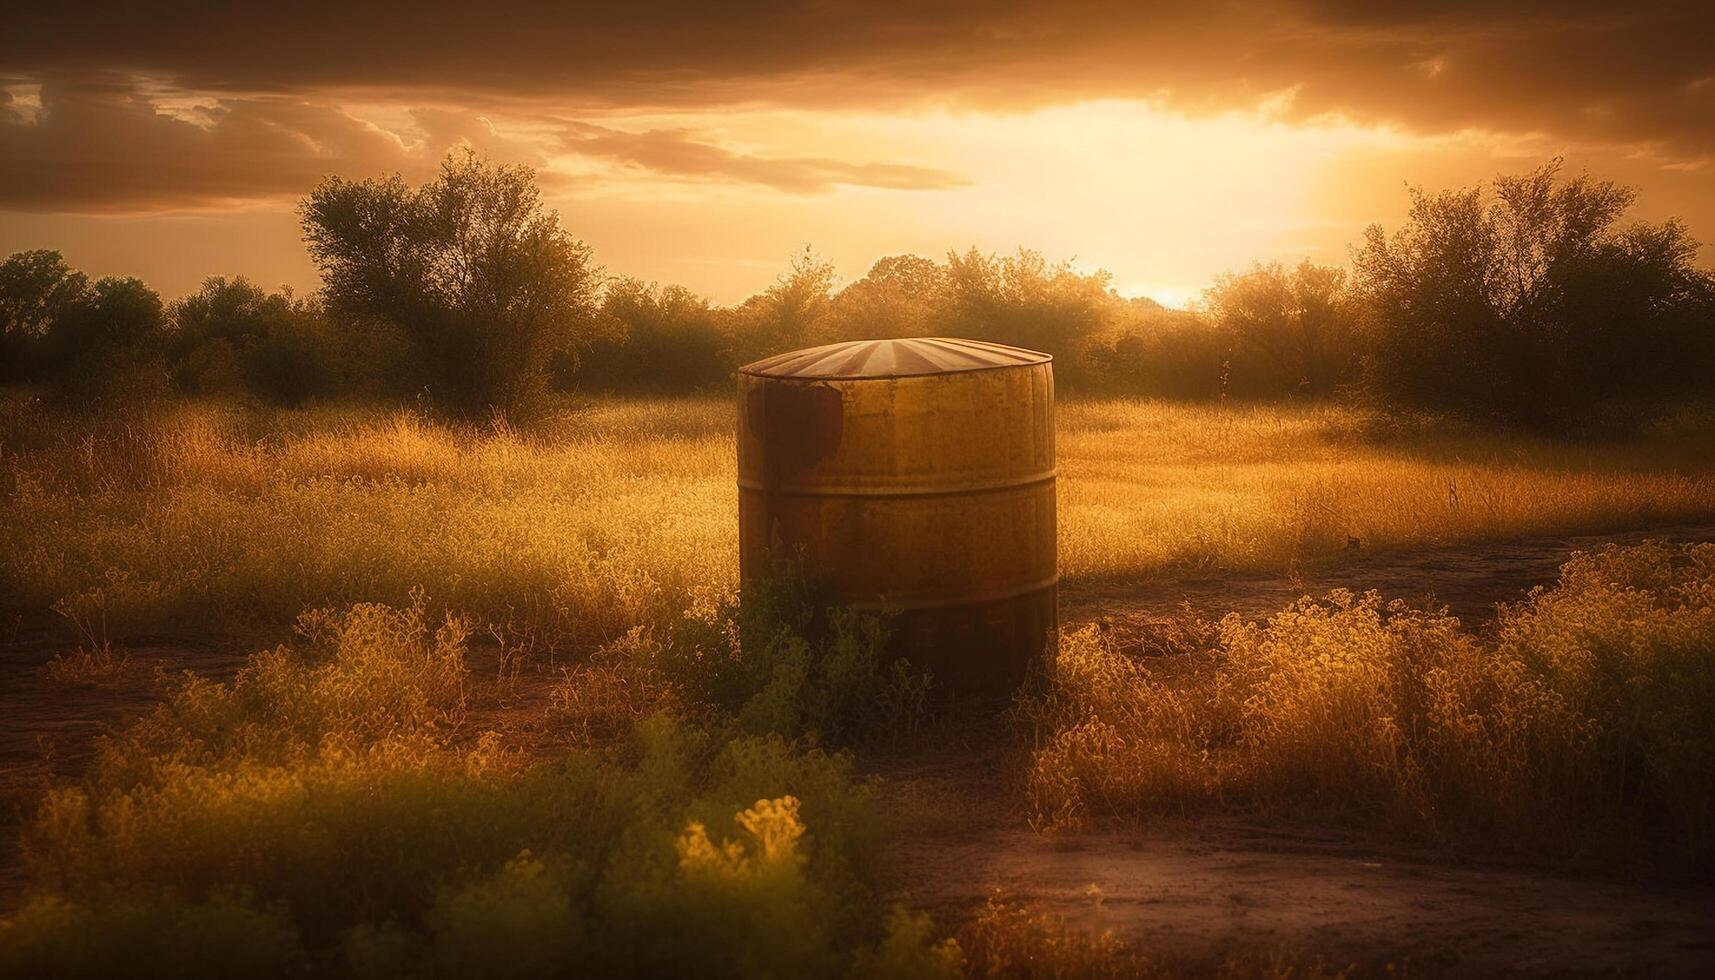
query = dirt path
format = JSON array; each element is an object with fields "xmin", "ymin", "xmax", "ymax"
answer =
[
  {"xmin": 1061, "ymin": 520, "xmax": 1715, "ymax": 628},
  {"xmin": 876, "ymin": 726, "xmax": 1715, "ymax": 977},
  {"xmin": 896, "ymin": 816, "xmax": 1715, "ymax": 976}
]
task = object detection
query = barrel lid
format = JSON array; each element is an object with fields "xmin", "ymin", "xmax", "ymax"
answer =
[{"xmin": 739, "ymin": 337, "xmax": 1051, "ymax": 380}]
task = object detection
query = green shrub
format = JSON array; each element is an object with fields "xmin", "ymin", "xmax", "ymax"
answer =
[
  {"xmin": 660, "ymin": 580, "xmax": 934, "ymax": 744},
  {"xmin": 5, "ymin": 598, "xmax": 955, "ymax": 978},
  {"xmin": 421, "ymin": 853, "xmax": 582, "ymax": 980},
  {"xmin": 0, "ymin": 893, "xmax": 305, "ymax": 980}
]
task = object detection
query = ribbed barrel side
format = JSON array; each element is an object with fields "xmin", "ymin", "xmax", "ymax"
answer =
[{"xmin": 737, "ymin": 360, "xmax": 1056, "ymax": 691}]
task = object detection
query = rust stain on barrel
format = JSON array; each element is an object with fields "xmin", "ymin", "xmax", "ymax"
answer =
[
  {"xmin": 746, "ymin": 381, "xmax": 844, "ymax": 484},
  {"xmin": 737, "ymin": 337, "xmax": 1056, "ymax": 692}
]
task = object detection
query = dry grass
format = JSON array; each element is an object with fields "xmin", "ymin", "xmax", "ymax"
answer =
[
  {"xmin": 546, "ymin": 627, "xmax": 681, "ymax": 747},
  {"xmin": 5, "ymin": 394, "xmax": 1711, "ymax": 974},
  {"xmin": 1021, "ymin": 541, "xmax": 1715, "ymax": 860},
  {"xmin": 3, "ymin": 396, "xmax": 1712, "ymax": 649},
  {"xmin": 40, "ymin": 580, "xmax": 131, "ymax": 688},
  {"xmin": 958, "ymin": 893, "xmax": 1138, "ymax": 979},
  {"xmin": 39, "ymin": 646, "xmax": 130, "ymax": 689},
  {"xmin": 1057, "ymin": 400, "xmax": 1715, "ymax": 577},
  {"xmin": 0, "ymin": 398, "xmax": 735, "ymax": 646},
  {"xmin": 957, "ymin": 892, "xmax": 1353, "ymax": 979}
]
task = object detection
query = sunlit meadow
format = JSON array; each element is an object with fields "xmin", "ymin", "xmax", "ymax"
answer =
[
  {"xmin": 4, "ymin": 395, "xmax": 1712, "ymax": 646},
  {"xmin": 3, "ymin": 395, "xmax": 1714, "ymax": 977}
]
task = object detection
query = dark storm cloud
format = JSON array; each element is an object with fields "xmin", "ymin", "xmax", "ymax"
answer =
[
  {"xmin": 0, "ymin": 79, "xmax": 966, "ymax": 211},
  {"xmin": 0, "ymin": 78, "xmax": 509, "ymax": 211},
  {"xmin": 1, "ymin": 1, "xmax": 1711, "ymax": 211}
]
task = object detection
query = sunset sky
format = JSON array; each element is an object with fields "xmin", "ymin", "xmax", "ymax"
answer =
[{"xmin": 3, "ymin": 2, "xmax": 1712, "ymax": 307}]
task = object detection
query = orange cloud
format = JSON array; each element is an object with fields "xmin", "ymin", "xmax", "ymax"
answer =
[
  {"xmin": 0, "ymin": 79, "xmax": 964, "ymax": 212},
  {"xmin": 4, "ymin": 2, "xmax": 1712, "ymax": 160},
  {"xmin": 557, "ymin": 123, "xmax": 967, "ymax": 193},
  {"xmin": 2, "ymin": 3, "xmax": 1711, "ymax": 306},
  {"xmin": 0, "ymin": 78, "xmax": 434, "ymax": 211}
]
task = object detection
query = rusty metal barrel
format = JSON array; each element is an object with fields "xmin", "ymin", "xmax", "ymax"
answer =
[{"xmin": 737, "ymin": 337, "xmax": 1056, "ymax": 693}]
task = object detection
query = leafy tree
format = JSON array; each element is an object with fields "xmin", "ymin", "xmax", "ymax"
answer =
[
  {"xmin": 0, "ymin": 251, "xmax": 168, "ymax": 398},
  {"xmin": 168, "ymin": 277, "xmax": 346, "ymax": 406},
  {"xmin": 728, "ymin": 247, "xmax": 1125, "ymax": 388},
  {"xmin": 941, "ymin": 248, "xmax": 1115, "ymax": 385},
  {"xmin": 66, "ymin": 277, "xmax": 164, "ymax": 350},
  {"xmin": 300, "ymin": 150, "xmax": 600, "ymax": 418},
  {"xmin": 1202, "ymin": 260, "xmax": 1358, "ymax": 397},
  {"xmin": 42, "ymin": 276, "xmax": 168, "ymax": 402},
  {"xmin": 724, "ymin": 247, "xmax": 1119, "ymax": 385},
  {"xmin": 726, "ymin": 246, "xmax": 836, "ymax": 364},
  {"xmin": 826, "ymin": 255, "xmax": 948, "ymax": 341},
  {"xmin": 574, "ymin": 278, "xmax": 727, "ymax": 393},
  {"xmin": 1084, "ymin": 298, "xmax": 1226, "ymax": 399},
  {"xmin": 1353, "ymin": 161, "xmax": 1715, "ymax": 428},
  {"xmin": 171, "ymin": 277, "xmax": 281, "ymax": 347},
  {"xmin": 0, "ymin": 250, "xmax": 88, "ymax": 381}
]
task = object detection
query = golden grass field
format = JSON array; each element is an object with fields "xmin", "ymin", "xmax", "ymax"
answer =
[
  {"xmin": 4, "ymin": 395, "xmax": 1715, "ymax": 977},
  {"xmin": 4, "ymin": 395, "xmax": 1712, "ymax": 647}
]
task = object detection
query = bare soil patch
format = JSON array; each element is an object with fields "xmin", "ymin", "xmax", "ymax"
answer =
[
  {"xmin": 874, "ymin": 720, "xmax": 1715, "ymax": 977},
  {"xmin": 893, "ymin": 815, "xmax": 1715, "ymax": 976},
  {"xmin": 1063, "ymin": 521, "xmax": 1715, "ymax": 628}
]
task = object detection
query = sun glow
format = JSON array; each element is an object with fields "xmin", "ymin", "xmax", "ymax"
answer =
[
  {"xmin": 524, "ymin": 99, "xmax": 1456, "ymax": 303},
  {"xmin": 3, "ymin": 87, "xmax": 1707, "ymax": 303}
]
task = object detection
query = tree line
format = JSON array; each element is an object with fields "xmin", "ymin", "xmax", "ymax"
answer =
[{"xmin": 3, "ymin": 151, "xmax": 1712, "ymax": 432}]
